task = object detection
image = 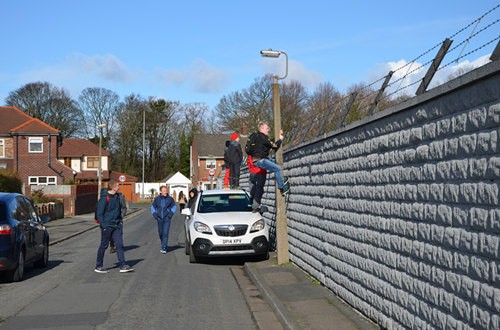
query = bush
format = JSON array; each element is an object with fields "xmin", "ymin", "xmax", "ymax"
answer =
[{"xmin": 0, "ymin": 170, "xmax": 22, "ymax": 193}]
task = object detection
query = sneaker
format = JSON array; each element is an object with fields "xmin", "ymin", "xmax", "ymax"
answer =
[
  {"xmin": 94, "ymin": 267, "xmax": 108, "ymax": 274},
  {"xmin": 160, "ymin": 249, "xmax": 167, "ymax": 254},
  {"xmin": 119, "ymin": 265, "xmax": 135, "ymax": 273},
  {"xmin": 280, "ymin": 185, "xmax": 290, "ymax": 196},
  {"xmin": 283, "ymin": 177, "xmax": 289, "ymax": 186},
  {"xmin": 109, "ymin": 246, "xmax": 116, "ymax": 254}
]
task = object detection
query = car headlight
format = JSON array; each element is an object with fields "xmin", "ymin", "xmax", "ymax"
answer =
[
  {"xmin": 194, "ymin": 221, "xmax": 212, "ymax": 234},
  {"xmin": 250, "ymin": 219, "xmax": 265, "ymax": 233}
]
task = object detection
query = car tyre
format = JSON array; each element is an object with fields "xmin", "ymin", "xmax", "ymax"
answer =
[
  {"xmin": 184, "ymin": 235, "xmax": 190, "ymax": 255},
  {"xmin": 34, "ymin": 240, "xmax": 49, "ymax": 268},
  {"xmin": 189, "ymin": 244, "xmax": 197, "ymax": 263},
  {"xmin": 10, "ymin": 249, "xmax": 25, "ymax": 282}
]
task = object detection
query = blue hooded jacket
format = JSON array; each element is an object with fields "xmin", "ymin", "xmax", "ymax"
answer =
[
  {"xmin": 151, "ymin": 194, "xmax": 176, "ymax": 221},
  {"xmin": 96, "ymin": 188, "xmax": 123, "ymax": 228}
]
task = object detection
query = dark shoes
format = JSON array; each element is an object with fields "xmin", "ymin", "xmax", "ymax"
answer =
[
  {"xmin": 94, "ymin": 267, "xmax": 108, "ymax": 274},
  {"xmin": 119, "ymin": 265, "xmax": 135, "ymax": 273},
  {"xmin": 280, "ymin": 184, "xmax": 290, "ymax": 196},
  {"xmin": 110, "ymin": 246, "xmax": 116, "ymax": 254}
]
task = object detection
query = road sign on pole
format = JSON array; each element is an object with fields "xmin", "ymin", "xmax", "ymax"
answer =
[
  {"xmin": 119, "ymin": 175, "xmax": 126, "ymax": 182},
  {"xmin": 209, "ymin": 168, "xmax": 215, "ymax": 176}
]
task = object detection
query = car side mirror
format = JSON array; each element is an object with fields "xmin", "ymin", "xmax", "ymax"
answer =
[
  {"xmin": 259, "ymin": 205, "xmax": 268, "ymax": 214},
  {"xmin": 181, "ymin": 208, "xmax": 191, "ymax": 216}
]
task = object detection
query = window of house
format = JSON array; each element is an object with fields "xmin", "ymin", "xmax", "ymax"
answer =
[
  {"xmin": 29, "ymin": 137, "xmax": 43, "ymax": 153},
  {"xmin": 206, "ymin": 159, "xmax": 216, "ymax": 169},
  {"xmin": 28, "ymin": 176, "xmax": 56, "ymax": 185},
  {"xmin": 87, "ymin": 157, "xmax": 99, "ymax": 168},
  {"xmin": 0, "ymin": 139, "xmax": 4, "ymax": 158},
  {"xmin": 64, "ymin": 157, "xmax": 71, "ymax": 167}
]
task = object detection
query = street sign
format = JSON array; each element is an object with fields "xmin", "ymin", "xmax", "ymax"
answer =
[
  {"xmin": 209, "ymin": 168, "xmax": 215, "ymax": 176},
  {"xmin": 119, "ymin": 175, "xmax": 126, "ymax": 182}
]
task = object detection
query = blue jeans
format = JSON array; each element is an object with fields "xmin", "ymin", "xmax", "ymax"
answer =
[
  {"xmin": 96, "ymin": 223, "xmax": 125, "ymax": 268},
  {"xmin": 156, "ymin": 218, "xmax": 172, "ymax": 251},
  {"xmin": 255, "ymin": 158, "xmax": 285, "ymax": 189}
]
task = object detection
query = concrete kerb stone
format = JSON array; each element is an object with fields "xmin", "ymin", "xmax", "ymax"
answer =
[{"xmin": 245, "ymin": 254, "xmax": 301, "ymax": 330}]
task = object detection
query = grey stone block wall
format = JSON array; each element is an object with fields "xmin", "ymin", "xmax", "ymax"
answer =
[{"xmin": 241, "ymin": 60, "xmax": 500, "ymax": 329}]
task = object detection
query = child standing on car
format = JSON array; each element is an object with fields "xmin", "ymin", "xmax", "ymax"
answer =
[{"xmin": 224, "ymin": 133, "xmax": 243, "ymax": 189}]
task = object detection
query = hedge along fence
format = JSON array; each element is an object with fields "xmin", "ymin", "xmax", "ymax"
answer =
[{"xmin": 241, "ymin": 60, "xmax": 500, "ymax": 329}]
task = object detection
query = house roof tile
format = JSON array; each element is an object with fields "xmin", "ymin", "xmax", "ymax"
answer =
[
  {"xmin": 58, "ymin": 138, "xmax": 110, "ymax": 157},
  {"xmin": 0, "ymin": 106, "xmax": 59, "ymax": 135},
  {"xmin": 194, "ymin": 133, "xmax": 248, "ymax": 158}
]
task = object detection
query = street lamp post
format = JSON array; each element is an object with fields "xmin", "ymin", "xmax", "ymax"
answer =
[
  {"xmin": 260, "ymin": 49, "xmax": 289, "ymax": 264},
  {"xmin": 142, "ymin": 107, "xmax": 145, "ymax": 201},
  {"xmin": 98, "ymin": 123, "xmax": 106, "ymax": 200}
]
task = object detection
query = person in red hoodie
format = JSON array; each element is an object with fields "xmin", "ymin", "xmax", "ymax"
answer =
[{"xmin": 247, "ymin": 155, "xmax": 267, "ymax": 212}]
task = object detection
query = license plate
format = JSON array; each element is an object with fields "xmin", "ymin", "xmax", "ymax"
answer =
[{"xmin": 222, "ymin": 238, "xmax": 242, "ymax": 244}]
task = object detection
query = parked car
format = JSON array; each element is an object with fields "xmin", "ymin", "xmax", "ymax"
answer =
[
  {"xmin": 0, "ymin": 193, "xmax": 49, "ymax": 281},
  {"xmin": 182, "ymin": 189, "xmax": 269, "ymax": 263}
]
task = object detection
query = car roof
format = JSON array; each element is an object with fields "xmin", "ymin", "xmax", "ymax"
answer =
[
  {"xmin": 200, "ymin": 189, "xmax": 247, "ymax": 196},
  {"xmin": 0, "ymin": 192, "xmax": 22, "ymax": 202}
]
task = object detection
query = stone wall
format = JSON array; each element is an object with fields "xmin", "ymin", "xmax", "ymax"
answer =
[{"xmin": 242, "ymin": 60, "xmax": 500, "ymax": 329}]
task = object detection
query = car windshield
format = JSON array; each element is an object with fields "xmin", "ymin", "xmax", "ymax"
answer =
[{"xmin": 197, "ymin": 193, "xmax": 252, "ymax": 213}]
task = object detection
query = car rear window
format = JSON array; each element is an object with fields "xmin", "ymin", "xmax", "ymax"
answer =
[{"xmin": 198, "ymin": 194, "xmax": 251, "ymax": 213}]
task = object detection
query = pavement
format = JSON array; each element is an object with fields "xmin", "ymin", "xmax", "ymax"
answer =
[{"xmin": 44, "ymin": 207, "xmax": 379, "ymax": 330}]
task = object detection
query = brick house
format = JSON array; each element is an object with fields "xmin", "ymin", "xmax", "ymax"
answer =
[
  {"xmin": 57, "ymin": 137, "xmax": 110, "ymax": 184},
  {"xmin": 190, "ymin": 133, "xmax": 248, "ymax": 190},
  {"xmin": 0, "ymin": 106, "xmax": 75, "ymax": 186}
]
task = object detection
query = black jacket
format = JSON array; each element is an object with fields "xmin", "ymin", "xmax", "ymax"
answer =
[
  {"xmin": 252, "ymin": 132, "xmax": 282, "ymax": 159},
  {"xmin": 225, "ymin": 140, "xmax": 243, "ymax": 164}
]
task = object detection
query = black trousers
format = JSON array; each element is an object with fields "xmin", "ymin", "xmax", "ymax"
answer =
[
  {"xmin": 249, "ymin": 173, "xmax": 266, "ymax": 206},
  {"xmin": 228, "ymin": 162, "xmax": 241, "ymax": 188}
]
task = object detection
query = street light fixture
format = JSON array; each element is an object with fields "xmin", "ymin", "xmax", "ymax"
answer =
[
  {"xmin": 260, "ymin": 48, "xmax": 289, "ymax": 264},
  {"xmin": 98, "ymin": 123, "xmax": 106, "ymax": 200}
]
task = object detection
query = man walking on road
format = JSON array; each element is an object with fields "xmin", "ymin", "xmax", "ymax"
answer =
[
  {"xmin": 95, "ymin": 180, "xmax": 134, "ymax": 273},
  {"xmin": 151, "ymin": 185, "xmax": 176, "ymax": 254}
]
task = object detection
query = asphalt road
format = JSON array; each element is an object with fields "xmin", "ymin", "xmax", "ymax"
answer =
[{"xmin": 0, "ymin": 207, "xmax": 262, "ymax": 329}]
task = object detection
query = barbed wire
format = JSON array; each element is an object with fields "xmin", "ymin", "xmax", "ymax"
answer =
[{"xmin": 287, "ymin": 4, "xmax": 499, "ymax": 146}]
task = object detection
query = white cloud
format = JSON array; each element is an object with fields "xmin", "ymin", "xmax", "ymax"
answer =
[
  {"xmin": 364, "ymin": 54, "xmax": 492, "ymax": 98},
  {"xmin": 155, "ymin": 59, "xmax": 229, "ymax": 94},
  {"xmin": 69, "ymin": 53, "xmax": 134, "ymax": 83},
  {"xmin": 260, "ymin": 58, "xmax": 323, "ymax": 90}
]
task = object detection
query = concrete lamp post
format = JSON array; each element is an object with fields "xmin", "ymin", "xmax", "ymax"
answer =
[{"xmin": 260, "ymin": 48, "xmax": 289, "ymax": 264}]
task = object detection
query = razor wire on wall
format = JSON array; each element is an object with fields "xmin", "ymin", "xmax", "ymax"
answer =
[{"xmin": 286, "ymin": 4, "xmax": 500, "ymax": 147}]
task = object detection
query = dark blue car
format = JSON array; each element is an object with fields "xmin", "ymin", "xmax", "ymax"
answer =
[{"xmin": 0, "ymin": 193, "xmax": 49, "ymax": 282}]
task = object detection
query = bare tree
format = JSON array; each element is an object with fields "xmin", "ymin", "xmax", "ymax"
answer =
[
  {"xmin": 280, "ymin": 80, "xmax": 308, "ymax": 135},
  {"xmin": 78, "ymin": 87, "xmax": 121, "ymax": 142},
  {"xmin": 6, "ymin": 81, "xmax": 82, "ymax": 137},
  {"xmin": 215, "ymin": 75, "xmax": 274, "ymax": 135}
]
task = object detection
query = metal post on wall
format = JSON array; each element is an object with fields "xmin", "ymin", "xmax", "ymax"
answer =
[{"xmin": 416, "ymin": 38, "xmax": 453, "ymax": 95}]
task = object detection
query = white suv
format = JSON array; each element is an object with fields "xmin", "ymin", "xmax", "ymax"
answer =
[{"xmin": 181, "ymin": 189, "xmax": 269, "ymax": 263}]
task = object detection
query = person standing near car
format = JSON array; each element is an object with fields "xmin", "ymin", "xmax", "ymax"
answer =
[
  {"xmin": 177, "ymin": 190, "xmax": 187, "ymax": 212},
  {"xmin": 187, "ymin": 187, "xmax": 198, "ymax": 210},
  {"xmin": 95, "ymin": 180, "xmax": 134, "ymax": 273},
  {"xmin": 151, "ymin": 185, "xmax": 176, "ymax": 254},
  {"xmin": 247, "ymin": 155, "xmax": 267, "ymax": 213}
]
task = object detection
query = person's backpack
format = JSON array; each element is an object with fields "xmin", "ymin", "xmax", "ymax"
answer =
[
  {"xmin": 245, "ymin": 133, "xmax": 257, "ymax": 156},
  {"xmin": 94, "ymin": 195, "xmax": 111, "ymax": 223}
]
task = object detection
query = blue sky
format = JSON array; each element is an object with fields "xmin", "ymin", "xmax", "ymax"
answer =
[{"xmin": 1, "ymin": 1, "xmax": 498, "ymax": 110}]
